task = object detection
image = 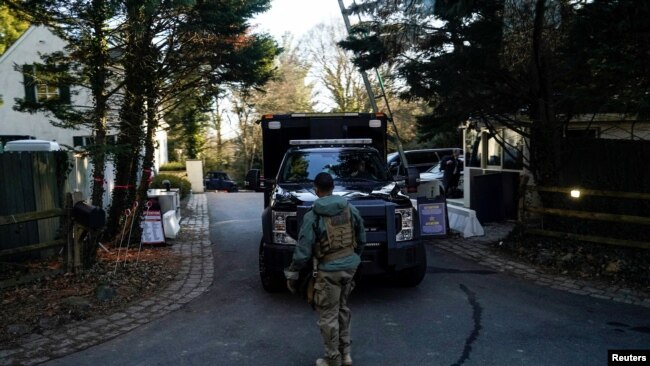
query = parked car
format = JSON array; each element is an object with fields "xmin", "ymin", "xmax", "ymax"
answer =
[
  {"xmin": 204, "ymin": 171, "xmax": 238, "ymax": 192},
  {"xmin": 419, "ymin": 157, "xmax": 465, "ymax": 198},
  {"xmin": 387, "ymin": 148, "xmax": 459, "ymax": 175}
]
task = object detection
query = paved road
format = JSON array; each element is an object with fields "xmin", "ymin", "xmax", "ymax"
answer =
[{"xmin": 49, "ymin": 192, "xmax": 649, "ymax": 366}]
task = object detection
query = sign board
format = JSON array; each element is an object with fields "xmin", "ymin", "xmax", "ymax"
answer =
[
  {"xmin": 417, "ymin": 197, "xmax": 448, "ymax": 236},
  {"xmin": 142, "ymin": 208, "xmax": 165, "ymax": 244}
]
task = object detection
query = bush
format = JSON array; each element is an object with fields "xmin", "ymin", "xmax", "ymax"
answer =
[
  {"xmin": 151, "ymin": 174, "xmax": 191, "ymax": 198},
  {"xmin": 159, "ymin": 162, "xmax": 186, "ymax": 171}
]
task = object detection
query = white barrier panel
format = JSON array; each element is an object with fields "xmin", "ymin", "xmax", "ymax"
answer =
[
  {"xmin": 447, "ymin": 205, "xmax": 484, "ymax": 238},
  {"xmin": 162, "ymin": 210, "xmax": 180, "ymax": 239}
]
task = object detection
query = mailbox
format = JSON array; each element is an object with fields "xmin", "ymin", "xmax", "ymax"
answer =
[{"xmin": 73, "ymin": 202, "xmax": 106, "ymax": 230}]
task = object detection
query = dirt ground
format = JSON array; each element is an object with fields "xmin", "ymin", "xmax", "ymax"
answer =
[
  {"xmin": 493, "ymin": 225, "xmax": 650, "ymax": 293},
  {"xmin": 0, "ymin": 246, "xmax": 181, "ymax": 348},
  {"xmin": 2, "ymin": 218, "xmax": 646, "ymax": 350}
]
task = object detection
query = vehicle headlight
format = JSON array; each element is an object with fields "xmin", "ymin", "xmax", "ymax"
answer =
[
  {"xmin": 395, "ymin": 207, "xmax": 414, "ymax": 241},
  {"xmin": 272, "ymin": 210, "xmax": 297, "ymax": 245}
]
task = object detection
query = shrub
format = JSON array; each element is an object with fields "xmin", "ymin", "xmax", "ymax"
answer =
[
  {"xmin": 151, "ymin": 174, "xmax": 191, "ymax": 198},
  {"xmin": 159, "ymin": 162, "xmax": 186, "ymax": 171}
]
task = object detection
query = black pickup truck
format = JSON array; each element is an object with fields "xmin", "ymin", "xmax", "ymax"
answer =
[{"xmin": 247, "ymin": 113, "xmax": 426, "ymax": 292}]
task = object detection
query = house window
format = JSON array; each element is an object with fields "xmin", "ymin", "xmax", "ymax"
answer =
[
  {"xmin": 73, "ymin": 135, "xmax": 117, "ymax": 147},
  {"xmin": 465, "ymin": 128, "xmax": 524, "ymax": 170},
  {"xmin": 23, "ymin": 64, "xmax": 71, "ymax": 104},
  {"xmin": 502, "ymin": 129, "xmax": 524, "ymax": 170},
  {"xmin": 465, "ymin": 129, "xmax": 482, "ymax": 168},
  {"xmin": 486, "ymin": 130, "xmax": 502, "ymax": 167},
  {"xmin": 36, "ymin": 83, "xmax": 59, "ymax": 102}
]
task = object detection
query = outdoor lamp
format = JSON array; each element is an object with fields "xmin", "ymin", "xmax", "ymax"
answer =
[{"xmin": 570, "ymin": 189, "xmax": 581, "ymax": 198}]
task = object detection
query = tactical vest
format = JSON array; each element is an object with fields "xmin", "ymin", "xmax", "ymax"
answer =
[{"xmin": 314, "ymin": 206, "xmax": 357, "ymax": 263}]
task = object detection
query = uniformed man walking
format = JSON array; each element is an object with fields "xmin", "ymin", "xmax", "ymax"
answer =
[{"xmin": 285, "ymin": 172, "xmax": 366, "ymax": 366}]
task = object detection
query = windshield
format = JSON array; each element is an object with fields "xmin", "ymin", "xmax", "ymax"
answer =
[
  {"xmin": 280, "ymin": 150, "xmax": 391, "ymax": 183},
  {"xmin": 426, "ymin": 157, "xmax": 464, "ymax": 173},
  {"xmin": 425, "ymin": 162, "xmax": 442, "ymax": 173}
]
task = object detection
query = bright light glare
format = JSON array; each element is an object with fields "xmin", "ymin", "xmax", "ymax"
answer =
[{"xmin": 570, "ymin": 189, "xmax": 581, "ymax": 198}]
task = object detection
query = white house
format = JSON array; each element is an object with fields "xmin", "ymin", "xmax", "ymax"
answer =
[
  {"xmin": 0, "ymin": 26, "xmax": 92, "ymax": 146},
  {"xmin": 0, "ymin": 26, "xmax": 168, "ymax": 206}
]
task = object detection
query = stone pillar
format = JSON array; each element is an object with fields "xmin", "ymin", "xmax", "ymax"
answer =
[{"xmin": 185, "ymin": 160, "xmax": 204, "ymax": 193}]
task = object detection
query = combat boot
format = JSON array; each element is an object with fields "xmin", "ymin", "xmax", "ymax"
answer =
[{"xmin": 316, "ymin": 358, "xmax": 340, "ymax": 366}]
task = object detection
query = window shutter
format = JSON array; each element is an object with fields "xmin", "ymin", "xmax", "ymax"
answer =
[
  {"xmin": 58, "ymin": 84, "xmax": 71, "ymax": 104},
  {"xmin": 23, "ymin": 64, "xmax": 36, "ymax": 102}
]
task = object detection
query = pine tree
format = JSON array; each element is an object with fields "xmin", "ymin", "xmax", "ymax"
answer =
[
  {"xmin": 9, "ymin": 0, "xmax": 120, "ymax": 209},
  {"xmin": 11, "ymin": 0, "xmax": 280, "ymax": 240},
  {"xmin": 0, "ymin": 4, "xmax": 29, "ymax": 56}
]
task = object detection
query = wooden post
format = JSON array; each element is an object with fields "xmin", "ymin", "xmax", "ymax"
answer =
[
  {"xmin": 73, "ymin": 225, "xmax": 85, "ymax": 272},
  {"xmin": 517, "ymin": 175, "xmax": 530, "ymax": 223},
  {"xmin": 64, "ymin": 193, "xmax": 74, "ymax": 273}
]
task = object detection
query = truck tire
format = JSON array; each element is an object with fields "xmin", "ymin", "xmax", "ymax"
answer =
[
  {"xmin": 259, "ymin": 239, "xmax": 285, "ymax": 293},
  {"xmin": 397, "ymin": 253, "xmax": 427, "ymax": 287}
]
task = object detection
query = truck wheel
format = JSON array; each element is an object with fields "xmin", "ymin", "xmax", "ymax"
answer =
[
  {"xmin": 259, "ymin": 240, "xmax": 285, "ymax": 293},
  {"xmin": 397, "ymin": 254, "xmax": 427, "ymax": 287}
]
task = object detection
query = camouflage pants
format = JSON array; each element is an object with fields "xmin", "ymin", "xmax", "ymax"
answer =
[{"xmin": 314, "ymin": 269, "xmax": 357, "ymax": 366}]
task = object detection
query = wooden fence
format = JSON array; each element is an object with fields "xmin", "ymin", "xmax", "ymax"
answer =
[
  {"xmin": 522, "ymin": 185, "xmax": 650, "ymax": 249},
  {"xmin": 0, "ymin": 192, "xmax": 99, "ymax": 273},
  {"xmin": 0, "ymin": 208, "xmax": 68, "ymax": 257},
  {"xmin": 0, "ymin": 152, "xmax": 66, "ymax": 258}
]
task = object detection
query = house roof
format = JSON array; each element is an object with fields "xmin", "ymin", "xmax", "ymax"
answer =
[{"xmin": 0, "ymin": 25, "xmax": 38, "ymax": 66}]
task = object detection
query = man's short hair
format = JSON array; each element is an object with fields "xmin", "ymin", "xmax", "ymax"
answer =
[{"xmin": 314, "ymin": 172, "xmax": 334, "ymax": 192}]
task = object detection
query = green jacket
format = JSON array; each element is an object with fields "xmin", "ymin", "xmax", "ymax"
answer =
[{"xmin": 291, "ymin": 195, "xmax": 366, "ymax": 272}]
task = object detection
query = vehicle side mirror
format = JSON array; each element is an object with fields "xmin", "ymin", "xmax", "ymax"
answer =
[
  {"xmin": 406, "ymin": 167, "xmax": 419, "ymax": 193},
  {"xmin": 388, "ymin": 162, "xmax": 399, "ymax": 175}
]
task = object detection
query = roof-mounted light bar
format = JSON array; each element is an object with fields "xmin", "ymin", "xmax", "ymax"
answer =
[
  {"xmin": 263, "ymin": 112, "xmax": 385, "ymax": 119},
  {"xmin": 290, "ymin": 113, "xmax": 360, "ymax": 118},
  {"xmin": 289, "ymin": 139, "xmax": 372, "ymax": 146}
]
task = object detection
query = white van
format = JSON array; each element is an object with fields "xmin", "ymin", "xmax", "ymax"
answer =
[{"xmin": 4, "ymin": 140, "xmax": 61, "ymax": 152}]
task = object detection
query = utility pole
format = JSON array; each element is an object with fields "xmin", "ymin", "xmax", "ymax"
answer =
[
  {"xmin": 337, "ymin": 0, "xmax": 410, "ymax": 172},
  {"xmin": 337, "ymin": 0, "xmax": 379, "ymax": 113}
]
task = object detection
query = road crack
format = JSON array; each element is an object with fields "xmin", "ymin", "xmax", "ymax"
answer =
[{"xmin": 451, "ymin": 284, "xmax": 483, "ymax": 366}]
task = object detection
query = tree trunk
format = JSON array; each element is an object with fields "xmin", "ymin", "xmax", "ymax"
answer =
[
  {"xmin": 106, "ymin": 4, "xmax": 149, "ymax": 238},
  {"xmin": 133, "ymin": 58, "xmax": 159, "ymax": 242},
  {"xmin": 528, "ymin": 0, "xmax": 562, "ymax": 188},
  {"xmin": 89, "ymin": 0, "xmax": 109, "ymax": 208}
]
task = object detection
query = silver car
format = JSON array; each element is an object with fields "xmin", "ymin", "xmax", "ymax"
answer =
[{"xmin": 419, "ymin": 158, "xmax": 464, "ymax": 198}]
